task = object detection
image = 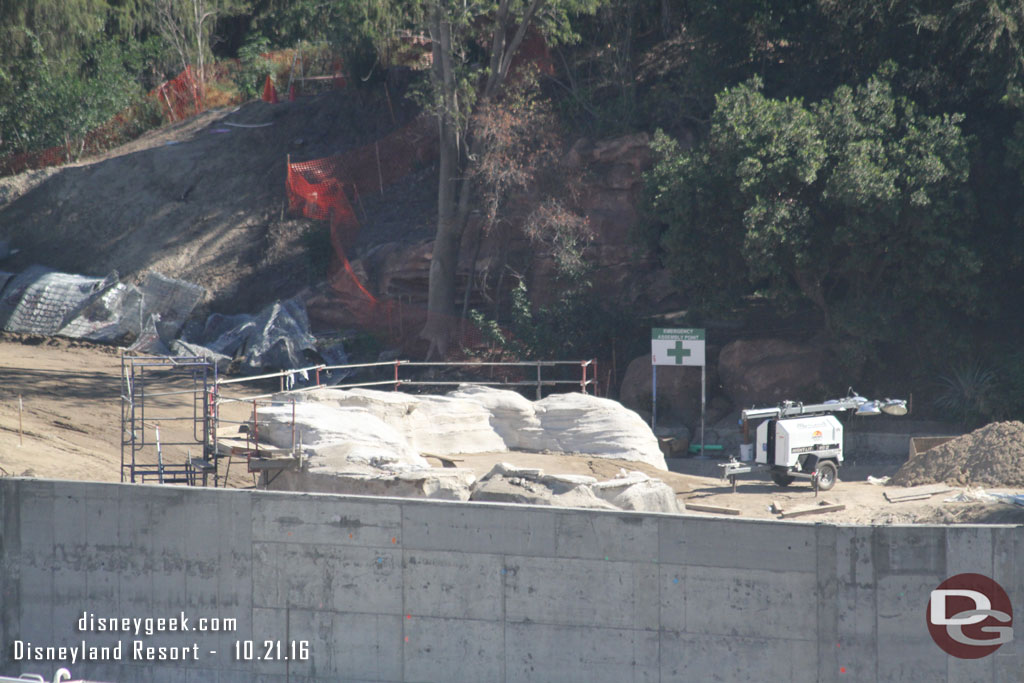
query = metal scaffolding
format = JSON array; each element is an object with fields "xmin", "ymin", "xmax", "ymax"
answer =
[
  {"xmin": 120, "ymin": 354, "xmax": 217, "ymax": 486},
  {"xmin": 119, "ymin": 354, "xmax": 598, "ymax": 488}
]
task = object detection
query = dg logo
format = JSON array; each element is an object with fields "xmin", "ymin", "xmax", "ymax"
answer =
[{"xmin": 927, "ymin": 573, "xmax": 1013, "ymax": 658}]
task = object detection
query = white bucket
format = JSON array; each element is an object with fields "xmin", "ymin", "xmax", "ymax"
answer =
[{"xmin": 739, "ymin": 443, "xmax": 753, "ymax": 462}]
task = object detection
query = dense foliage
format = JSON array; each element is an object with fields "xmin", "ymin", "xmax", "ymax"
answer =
[{"xmin": 644, "ymin": 72, "xmax": 979, "ymax": 368}]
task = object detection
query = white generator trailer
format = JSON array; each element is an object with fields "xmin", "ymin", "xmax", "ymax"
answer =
[{"xmin": 720, "ymin": 393, "xmax": 907, "ymax": 492}]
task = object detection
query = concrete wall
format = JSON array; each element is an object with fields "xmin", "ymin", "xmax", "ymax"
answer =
[{"xmin": 0, "ymin": 479, "xmax": 1019, "ymax": 682}]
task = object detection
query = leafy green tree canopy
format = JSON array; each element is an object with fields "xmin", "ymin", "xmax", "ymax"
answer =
[{"xmin": 644, "ymin": 69, "xmax": 979, "ymax": 352}]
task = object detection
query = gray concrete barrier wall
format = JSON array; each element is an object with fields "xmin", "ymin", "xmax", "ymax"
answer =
[{"xmin": 0, "ymin": 479, "xmax": 1020, "ymax": 682}]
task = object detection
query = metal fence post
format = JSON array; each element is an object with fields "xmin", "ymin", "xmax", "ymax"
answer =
[{"xmin": 536, "ymin": 362, "xmax": 542, "ymax": 400}]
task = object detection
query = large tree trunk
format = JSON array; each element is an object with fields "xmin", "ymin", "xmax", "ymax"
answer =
[
  {"xmin": 422, "ymin": 7, "xmax": 462, "ymax": 358},
  {"xmin": 419, "ymin": 0, "xmax": 548, "ymax": 358}
]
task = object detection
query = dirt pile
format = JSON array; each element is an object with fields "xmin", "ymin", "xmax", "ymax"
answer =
[{"xmin": 890, "ymin": 421, "xmax": 1024, "ymax": 487}]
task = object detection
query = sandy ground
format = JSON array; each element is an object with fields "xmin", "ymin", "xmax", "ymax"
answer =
[
  {"xmin": 0, "ymin": 333, "xmax": 255, "ymax": 487},
  {"xmin": 2, "ymin": 334, "xmax": 1023, "ymax": 525}
]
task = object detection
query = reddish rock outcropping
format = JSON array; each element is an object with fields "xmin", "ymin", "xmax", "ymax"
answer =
[{"xmin": 718, "ymin": 339, "xmax": 824, "ymax": 408}]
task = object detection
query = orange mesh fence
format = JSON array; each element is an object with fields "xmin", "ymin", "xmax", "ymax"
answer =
[
  {"xmin": 286, "ymin": 114, "xmax": 512, "ymax": 354},
  {"xmin": 1, "ymin": 66, "xmax": 203, "ymax": 177},
  {"xmin": 0, "ymin": 147, "xmax": 68, "ymax": 177},
  {"xmin": 154, "ymin": 66, "xmax": 202, "ymax": 122},
  {"xmin": 282, "ymin": 32, "xmax": 562, "ymax": 357}
]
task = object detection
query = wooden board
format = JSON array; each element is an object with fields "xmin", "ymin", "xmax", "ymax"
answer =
[
  {"xmin": 247, "ymin": 456, "xmax": 300, "ymax": 471},
  {"xmin": 884, "ymin": 485, "xmax": 954, "ymax": 503},
  {"xmin": 778, "ymin": 503, "xmax": 845, "ymax": 519},
  {"xmin": 215, "ymin": 437, "xmax": 292, "ymax": 457},
  {"xmin": 684, "ymin": 503, "xmax": 741, "ymax": 515}
]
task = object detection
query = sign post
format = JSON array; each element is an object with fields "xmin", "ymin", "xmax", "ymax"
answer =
[{"xmin": 651, "ymin": 328, "xmax": 706, "ymax": 454}]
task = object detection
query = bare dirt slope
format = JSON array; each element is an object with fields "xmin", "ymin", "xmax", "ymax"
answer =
[
  {"xmin": 3, "ymin": 335, "xmax": 1021, "ymax": 524},
  {"xmin": 0, "ymin": 87, "xmax": 421, "ymax": 316}
]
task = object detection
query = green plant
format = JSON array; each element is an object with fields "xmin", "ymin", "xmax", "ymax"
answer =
[
  {"xmin": 933, "ymin": 359, "xmax": 997, "ymax": 427},
  {"xmin": 466, "ymin": 309, "xmax": 507, "ymax": 351},
  {"xmin": 232, "ymin": 35, "xmax": 274, "ymax": 100}
]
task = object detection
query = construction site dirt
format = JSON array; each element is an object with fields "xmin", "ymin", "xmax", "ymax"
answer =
[{"xmin": 3, "ymin": 333, "xmax": 1022, "ymax": 526}]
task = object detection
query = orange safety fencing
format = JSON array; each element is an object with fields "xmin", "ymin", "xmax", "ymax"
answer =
[
  {"xmin": 0, "ymin": 66, "xmax": 201, "ymax": 178},
  {"xmin": 286, "ymin": 114, "xmax": 512, "ymax": 354},
  {"xmin": 286, "ymin": 118, "xmax": 435, "ymax": 331},
  {"xmin": 154, "ymin": 65, "xmax": 202, "ymax": 122},
  {"xmin": 286, "ymin": 30, "xmax": 557, "ymax": 356},
  {"xmin": 1, "ymin": 48, "xmax": 347, "ymax": 177}
]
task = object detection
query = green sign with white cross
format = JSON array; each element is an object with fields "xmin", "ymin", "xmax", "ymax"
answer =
[{"xmin": 651, "ymin": 328, "xmax": 705, "ymax": 366}]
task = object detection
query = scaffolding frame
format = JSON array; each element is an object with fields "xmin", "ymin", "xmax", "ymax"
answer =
[
  {"xmin": 118, "ymin": 355, "xmax": 597, "ymax": 488},
  {"xmin": 120, "ymin": 354, "xmax": 218, "ymax": 486}
]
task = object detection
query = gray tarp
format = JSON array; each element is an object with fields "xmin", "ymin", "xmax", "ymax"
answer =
[
  {"xmin": 1, "ymin": 265, "xmax": 339, "ymax": 376},
  {"xmin": 0, "ymin": 266, "xmax": 117, "ymax": 336},
  {"xmin": 180, "ymin": 297, "xmax": 318, "ymax": 373},
  {"xmin": 1, "ymin": 266, "xmax": 204, "ymax": 344}
]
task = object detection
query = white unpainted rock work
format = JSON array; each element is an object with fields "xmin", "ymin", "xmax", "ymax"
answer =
[
  {"xmin": 256, "ymin": 387, "xmax": 672, "ymax": 512},
  {"xmin": 449, "ymin": 386, "xmax": 665, "ymax": 466},
  {"xmin": 301, "ymin": 388, "xmax": 508, "ymax": 456},
  {"xmin": 470, "ymin": 463, "xmax": 679, "ymax": 513},
  {"xmin": 263, "ymin": 462, "xmax": 476, "ymax": 501},
  {"xmin": 259, "ymin": 401, "xmax": 429, "ymax": 471}
]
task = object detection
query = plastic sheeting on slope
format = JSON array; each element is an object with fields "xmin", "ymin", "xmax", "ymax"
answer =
[
  {"xmin": 0, "ymin": 266, "xmax": 115, "ymax": 336},
  {"xmin": 0, "ymin": 266, "xmax": 204, "ymax": 344},
  {"xmin": 175, "ymin": 297, "xmax": 321, "ymax": 374},
  {"xmin": 0, "ymin": 265, "xmax": 325, "ymax": 375}
]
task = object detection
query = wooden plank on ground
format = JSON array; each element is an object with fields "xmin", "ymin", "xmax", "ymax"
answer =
[
  {"xmin": 884, "ymin": 485, "xmax": 954, "ymax": 503},
  {"xmin": 247, "ymin": 456, "xmax": 300, "ymax": 471},
  {"xmin": 216, "ymin": 437, "xmax": 292, "ymax": 457},
  {"xmin": 778, "ymin": 503, "xmax": 845, "ymax": 519},
  {"xmin": 685, "ymin": 502, "xmax": 741, "ymax": 515}
]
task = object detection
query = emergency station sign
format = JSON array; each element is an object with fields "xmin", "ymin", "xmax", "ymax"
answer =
[{"xmin": 651, "ymin": 328, "xmax": 705, "ymax": 366}]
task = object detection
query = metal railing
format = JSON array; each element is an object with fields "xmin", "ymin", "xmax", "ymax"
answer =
[{"xmin": 215, "ymin": 358, "xmax": 598, "ymax": 402}]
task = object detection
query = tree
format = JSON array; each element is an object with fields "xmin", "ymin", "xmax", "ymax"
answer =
[
  {"xmin": 152, "ymin": 0, "xmax": 250, "ymax": 96},
  {"xmin": 644, "ymin": 70, "xmax": 979, "ymax": 359},
  {"xmin": 0, "ymin": 29, "xmax": 145, "ymax": 158},
  {"xmin": 416, "ymin": 0, "xmax": 601, "ymax": 358}
]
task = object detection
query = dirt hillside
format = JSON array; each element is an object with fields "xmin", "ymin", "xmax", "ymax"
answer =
[{"xmin": 0, "ymin": 85, "xmax": 424, "ymax": 317}]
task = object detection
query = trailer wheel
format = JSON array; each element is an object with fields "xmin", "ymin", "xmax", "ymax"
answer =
[
  {"xmin": 771, "ymin": 471, "xmax": 794, "ymax": 487},
  {"xmin": 816, "ymin": 461, "xmax": 838, "ymax": 491}
]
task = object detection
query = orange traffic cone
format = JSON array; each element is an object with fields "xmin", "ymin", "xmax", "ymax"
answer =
[{"xmin": 262, "ymin": 75, "xmax": 278, "ymax": 103}]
